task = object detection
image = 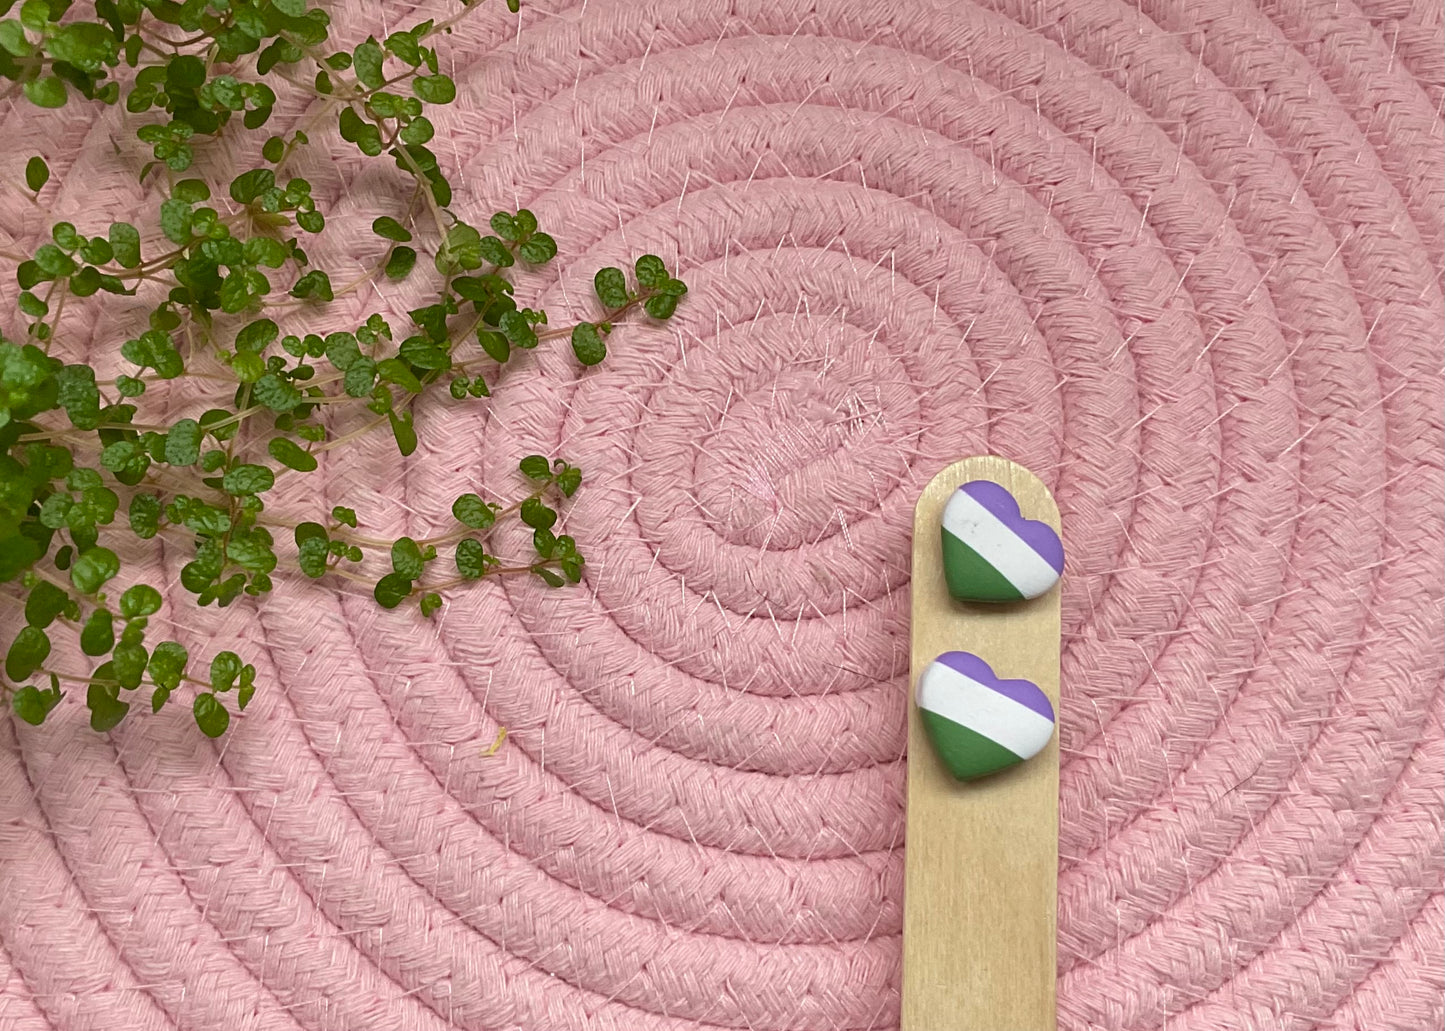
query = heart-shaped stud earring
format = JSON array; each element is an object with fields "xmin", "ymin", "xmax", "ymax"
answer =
[
  {"xmin": 941, "ymin": 480, "xmax": 1064, "ymax": 602},
  {"xmin": 916, "ymin": 651, "xmax": 1055, "ymax": 781}
]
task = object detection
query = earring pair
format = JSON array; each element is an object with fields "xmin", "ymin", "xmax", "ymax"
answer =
[{"xmin": 917, "ymin": 479, "xmax": 1064, "ymax": 781}]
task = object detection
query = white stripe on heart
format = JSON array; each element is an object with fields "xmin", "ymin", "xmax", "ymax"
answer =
[
  {"xmin": 941, "ymin": 488, "xmax": 1061, "ymax": 600},
  {"xmin": 916, "ymin": 662, "xmax": 1056, "ymax": 761}
]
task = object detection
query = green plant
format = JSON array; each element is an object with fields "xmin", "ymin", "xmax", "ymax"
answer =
[{"xmin": 0, "ymin": 0, "xmax": 688, "ymax": 736}]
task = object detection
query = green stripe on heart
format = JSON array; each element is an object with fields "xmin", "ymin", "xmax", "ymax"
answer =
[
  {"xmin": 941, "ymin": 531, "xmax": 1026, "ymax": 602},
  {"xmin": 916, "ymin": 651, "xmax": 1056, "ymax": 781},
  {"xmin": 919, "ymin": 711, "xmax": 1028, "ymax": 779}
]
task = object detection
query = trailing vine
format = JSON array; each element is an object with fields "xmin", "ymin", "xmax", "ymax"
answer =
[{"xmin": 0, "ymin": 0, "xmax": 688, "ymax": 735}]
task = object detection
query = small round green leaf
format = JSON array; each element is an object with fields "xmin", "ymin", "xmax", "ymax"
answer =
[
  {"xmin": 193, "ymin": 692, "xmax": 230, "ymax": 737},
  {"xmin": 237, "ymin": 667, "xmax": 256, "ymax": 711},
  {"xmin": 159, "ymin": 198, "xmax": 193, "ymax": 244},
  {"xmin": 455, "ymin": 538, "xmax": 491, "ymax": 579},
  {"xmin": 33, "ymin": 243, "xmax": 76, "ymax": 277},
  {"xmin": 373, "ymin": 572, "xmax": 413, "ymax": 609},
  {"xmin": 297, "ymin": 536, "xmax": 329, "ymax": 578},
  {"xmin": 397, "ymin": 336, "xmax": 451, "ymax": 370},
  {"xmin": 323, "ymin": 331, "xmax": 362, "ymax": 371},
  {"xmin": 352, "ymin": 39, "xmax": 384, "ymax": 89},
  {"xmin": 147, "ymin": 641, "xmax": 187, "ymax": 691},
  {"xmin": 412, "ymin": 74, "xmax": 456, "ymax": 104},
  {"xmin": 199, "ymin": 408, "xmax": 239, "ymax": 442},
  {"xmin": 556, "ymin": 466, "xmax": 583, "ymax": 497},
  {"xmin": 518, "ymin": 232, "xmax": 557, "ymax": 264},
  {"xmin": 489, "ymin": 211, "xmax": 517, "ymax": 240},
  {"xmin": 477, "ymin": 329, "xmax": 509, "ymax": 364},
  {"xmin": 593, "ymin": 267, "xmax": 628, "ymax": 309},
  {"xmin": 46, "ymin": 21, "xmax": 117, "ymax": 73},
  {"xmin": 23, "ymin": 76, "xmax": 67, "ymax": 108},
  {"xmin": 571, "ymin": 322, "xmax": 607, "ymax": 366},
  {"xmin": 235, "ymin": 318, "xmax": 279, "ymax": 353},
  {"xmin": 128, "ymin": 493, "xmax": 161, "ymax": 539},
  {"xmin": 644, "ymin": 294, "xmax": 680, "ymax": 320},
  {"xmin": 51, "ymin": 222, "xmax": 79, "ymax": 251},
  {"xmin": 164, "ymin": 419, "xmax": 202, "ymax": 466},
  {"xmin": 252, "ymin": 373, "xmax": 303, "ymax": 412},
  {"xmin": 87, "ymin": 679, "xmax": 129, "ymax": 732},
  {"xmin": 166, "ymin": 54, "xmax": 206, "ymax": 89},
  {"xmin": 290, "ymin": 269, "xmax": 333, "ymax": 301},
  {"xmin": 0, "ymin": 20, "xmax": 31, "ymax": 56},
  {"xmin": 70, "ymin": 547, "xmax": 120, "ymax": 594},
  {"xmin": 13, "ymin": 682, "xmax": 62, "ymax": 725},
  {"xmin": 112, "ymin": 641, "xmax": 148, "ymax": 689},
  {"xmin": 108, "ymin": 222, "xmax": 141, "ymax": 267},
  {"xmin": 520, "ymin": 497, "xmax": 557, "ymax": 530},
  {"xmin": 119, "ymin": 584, "xmax": 163, "ymax": 618},
  {"xmin": 80, "ymin": 237, "xmax": 113, "ymax": 265},
  {"xmin": 115, "ymin": 375, "xmax": 145, "ymax": 397},
  {"xmin": 634, "ymin": 254, "xmax": 669, "ymax": 289},
  {"xmin": 38, "ymin": 494, "xmax": 73, "ymax": 531},
  {"xmin": 25, "ymin": 156, "xmax": 48, "ymax": 192},
  {"xmin": 18, "ymin": 290, "xmax": 47, "ymax": 317},
  {"xmin": 452, "ymin": 493, "xmax": 496, "ymax": 529},
  {"xmin": 519, "ymin": 455, "xmax": 552, "ymax": 481},
  {"xmin": 173, "ymin": 178, "xmax": 211, "ymax": 203},
  {"xmin": 100, "ymin": 440, "xmax": 151, "ymax": 484},
  {"xmin": 24, "ymin": 581, "xmax": 70, "ymax": 629},
  {"xmin": 478, "ymin": 235, "xmax": 513, "ymax": 268},
  {"xmin": 268, "ymin": 437, "xmax": 317, "ymax": 472},
  {"xmin": 384, "ymin": 245, "xmax": 417, "ymax": 280},
  {"xmin": 372, "ymin": 216, "xmax": 412, "ymax": 242},
  {"xmin": 229, "ymin": 167, "xmax": 275, "ymax": 204},
  {"xmin": 5, "ymin": 625, "xmax": 50, "ymax": 682},
  {"xmin": 513, "ymin": 210, "xmax": 538, "ymax": 237},
  {"xmin": 295, "ymin": 522, "xmax": 328, "ymax": 545},
  {"xmin": 390, "ymin": 536, "xmax": 424, "ymax": 579},
  {"xmin": 80, "ymin": 608, "xmax": 114, "ymax": 656},
  {"xmin": 210, "ymin": 651, "xmax": 242, "ymax": 692},
  {"xmin": 222, "ymin": 464, "xmax": 275, "ymax": 495},
  {"xmin": 399, "ymin": 115, "xmax": 434, "ymax": 146},
  {"xmin": 245, "ymin": 237, "xmax": 288, "ymax": 268}
]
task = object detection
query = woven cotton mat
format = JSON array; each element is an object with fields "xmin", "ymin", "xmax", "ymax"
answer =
[{"xmin": 2, "ymin": 0, "xmax": 1442, "ymax": 1028}]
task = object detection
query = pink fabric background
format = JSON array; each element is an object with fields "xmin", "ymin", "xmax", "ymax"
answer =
[{"xmin": 2, "ymin": 0, "xmax": 1442, "ymax": 1028}]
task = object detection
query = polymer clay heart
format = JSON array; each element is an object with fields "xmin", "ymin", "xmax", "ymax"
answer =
[
  {"xmin": 916, "ymin": 651, "xmax": 1056, "ymax": 781},
  {"xmin": 941, "ymin": 479, "xmax": 1064, "ymax": 602}
]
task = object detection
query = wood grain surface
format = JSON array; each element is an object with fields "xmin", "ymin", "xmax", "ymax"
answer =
[{"xmin": 901, "ymin": 456, "xmax": 1062, "ymax": 1031}]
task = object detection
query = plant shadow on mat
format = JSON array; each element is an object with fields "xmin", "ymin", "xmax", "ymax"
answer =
[{"xmin": 0, "ymin": 0, "xmax": 689, "ymax": 737}]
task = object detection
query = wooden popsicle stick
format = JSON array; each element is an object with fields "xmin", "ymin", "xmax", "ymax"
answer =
[{"xmin": 901, "ymin": 455, "xmax": 1061, "ymax": 1031}]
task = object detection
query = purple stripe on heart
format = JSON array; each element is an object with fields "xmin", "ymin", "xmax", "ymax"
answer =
[
  {"xmin": 934, "ymin": 651, "xmax": 1055, "ymax": 722},
  {"xmin": 960, "ymin": 480, "xmax": 1066, "ymax": 573}
]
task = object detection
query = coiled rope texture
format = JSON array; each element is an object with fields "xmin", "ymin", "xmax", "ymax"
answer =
[{"xmin": 1, "ymin": 0, "xmax": 1441, "ymax": 1028}]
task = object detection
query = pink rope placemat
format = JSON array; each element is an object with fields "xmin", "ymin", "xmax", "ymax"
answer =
[{"xmin": 2, "ymin": 0, "xmax": 1441, "ymax": 1028}]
